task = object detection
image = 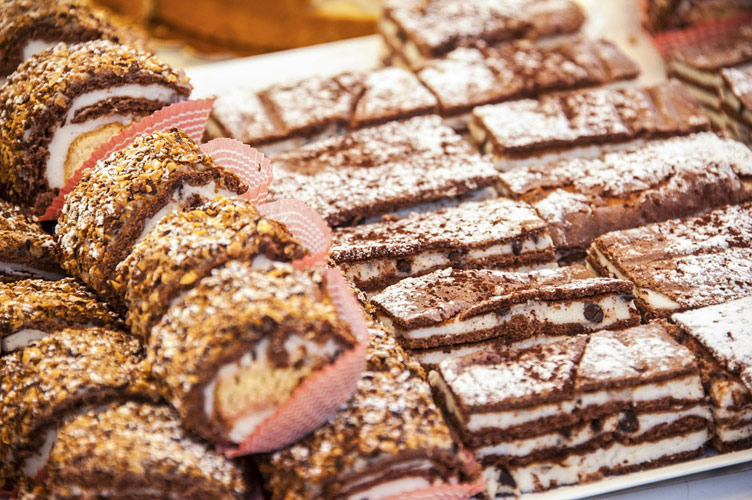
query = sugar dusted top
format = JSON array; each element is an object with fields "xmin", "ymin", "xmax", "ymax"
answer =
[{"xmin": 722, "ymin": 67, "xmax": 752, "ymax": 110}]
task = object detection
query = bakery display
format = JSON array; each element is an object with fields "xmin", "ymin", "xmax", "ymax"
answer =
[
  {"xmin": 371, "ymin": 265, "xmax": 640, "ymax": 368},
  {"xmin": 672, "ymin": 297, "xmax": 752, "ymax": 451},
  {"xmin": 498, "ymin": 132, "xmax": 752, "ymax": 261},
  {"xmin": 206, "ymin": 67, "xmax": 439, "ymax": 153},
  {"xmin": 147, "ymin": 261, "xmax": 357, "ymax": 445},
  {"xmin": 0, "ymin": 200, "xmax": 62, "ymax": 282},
  {"xmin": 56, "ymin": 129, "xmax": 246, "ymax": 304},
  {"xmin": 0, "ymin": 40, "xmax": 191, "ymax": 213},
  {"xmin": 331, "ymin": 198, "xmax": 555, "ymax": 292},
  {"xmin": 267, "ymin": 115, "xmax": 498, "ymax": 226},
  {"xmin": 380, "ymin": 0, "xmax": 585, "ymax": 68},
  {"xmin": 0, "ymin": 327, "xmax": 155, "ymax": 486},
  {"xmin": 430, "ymin": 323, "xmax": 711, "ymax": 496},
  {"xmin": 721, "ymin": 66, "xmax": 752, "ymax": 144},
  {"xmin": 0, "ymin": 0, "xmax": 144, "ymax": 79},
  {"xmin": 0, "ymin": 278, "xmax": 121, "ymax": 354},
  {"xmin": 259, "ymin": 326, "xmax": 482, "ymax": 499},
  {"xmin": 470, "ymin": 81, "xmax": 709, "ymax": 170},
  {"xmin": 587, "ymin": 202, "xmax": 752, "ymax": 318}
]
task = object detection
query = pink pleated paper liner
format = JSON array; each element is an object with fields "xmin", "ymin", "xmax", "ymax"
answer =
[
  {"xmin": 222, "ymin": 268, "xmax": 369, "ymax": 456},
  {"xmin": 200, "ymin": 138, "xmax": 273, "ymax": 204},
  {"xmin": 382, "ymin": 478, "xmax": 486, "ymax": 500},
  {"xmin": 40, "ymin": 98, "xmax": 215, "ymax": 221},
  {"xmin": 258, "ymin": 199, "xmax": 333, "ymax": 269}
]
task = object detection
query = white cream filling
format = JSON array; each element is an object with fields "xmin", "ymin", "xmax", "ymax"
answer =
[
  {"xmin": 716, "ymin": 421, "xmax": 752, "ymax": 443},
  {"xmin": 629, "ymin": 405, "xmax": 712, "ymax": 437},
  {"xmin": 390, "ymin": 294, "xmax": 633, "ymax": 342},
  {"xmin": 347, "ymin": 476, "xmax": 438, "ymax": 500},
  {"xmin": 21, "ymin": 428, "xmax": 57, "ymax": 478},
  {"xmin": 712, "ymin": 405, "xmax": 752, "ymax": 423},
  {"xmin": 498, "ymin": 428, "xmax": 709, "ymax": 495},
  {"xmin": 2, "ymin": 328, "xmax": 49, "ymax": 353},
  {"xmin": 589, "ymin": 247, "xmax": 680, "ymax": 311},
  {"xmin": 344, "ymin": 234, "xmax": 553, "ymax": 285},
  {"xmin": 44, "ymin": 84, "xmax": 183, "ymax": 188},
  {"xmin": 203, "ymin": 335, "xmax": 342, "ymax": 443},
  {"xmin": 483, "ymin": 466, "xmax": 516, "ymax": 499},
  {"xmin": 346, "ymin": 460, "xmax": 434, "ymax": 490},
  {"xmin": 578, "ymin": 376, "xmax": 705, "ymax": 410},
  {"xmin": 136, "ymin": 182, "xmax": 236, "ymax": 243},
  {"xmin": 22, "ymin": 39, "xmax": 57, "ymax": 60},
  {"xmin": 685, "ymin": 83, "xmax": 722, "ymax": 110},
  {"xmin": 0, "ymin": 261, "xmax": 63, "ymax": 281},
  {"xmin": 477, "ymin": 414, "xmax": 620, "ymax": 460}
]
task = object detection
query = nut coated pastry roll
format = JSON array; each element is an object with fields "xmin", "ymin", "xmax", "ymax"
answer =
[
  {"xmin": 148, "ymin": 261, "xmax": 358, "ymax": 447},
  {"xmin": 0, "ymin": 200, "xmax": 63, "ymax": 282},
  {"xmin": 56, "ymin": 129, "xmax": 247, "ymax": 305},
  {"xmin": 0, "ymin": 40, "xmax": 191, "ymax": 212}
]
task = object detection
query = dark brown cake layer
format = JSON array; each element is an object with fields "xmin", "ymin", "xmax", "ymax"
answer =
[
  {"xmin": 499, "ymin": 132, "xmax": 752, "ymax": 257},
  {"xmin": 0, "ymin": 327, "xmax": 156, "ymax": 484},
  {"xmin": 642, "ymin": 0, "xmax": 752, "ymax": 33},
  {"xmin": 56, "ymin": 129, "xmax": 246, "ymax": 306},
  {"xmin": 382, "ymin": 0, "xmax": 585, "ymax": 61},
  {"xmin": 259, "ymin": 326, "xmax": 479, "ymax": 500},
  {"xmin": 0, "ymin": 40, "xmax": 191, "ymax": 212},
  {"xmin": 0, "ymin": 200, "xmax": 62, "ymax": 281},
  {"xmin": 417, "ymin": 38, "xmax": 639, "ymax": 116},
  {"xmin": 0, "ymin": 278, "xmax": 122, "ymax": 352},
  {"xmin": 117, "ymin": 197, "xmax": 305, "ymax": 340},
  {"xmin": 267, "ymin": 115, "xmax": 498, "ymax": 227},
  {"xmin": 587, "ymin": 202, "xmax": 752, "ymax": 316},
  {"xmin": 668, "ymin": 24, "xmax": 752, "ymax": 73},
  {"xmin": 148, "ymin": 261, "xmax": 356, "ymax": 443},
  {"xmin": 39, "ymin": 402, "xmax": 248, "ymax": 499},
  {"xmin": 472, "ymin": 81, "xmax": 708, "ymax": 160}
]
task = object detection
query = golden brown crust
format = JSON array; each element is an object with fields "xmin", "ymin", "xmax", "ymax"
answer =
[
  {"xmin": 0, "ymin": 200, "xmax": 62, "ymax": 279},
  {"xmin": 56, "ymin": 129, "xmax": 246, "ymax": 306},
  {"xmin": 118, "ymin": 197, "xmax": 306, "ymax": 340}
]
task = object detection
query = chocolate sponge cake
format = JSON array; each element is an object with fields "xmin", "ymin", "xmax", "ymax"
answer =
[
  {"xmin": 267, "ymin": 115, "xmax": 498, "ymax": 227},
  {"xmin": 331, "ymin": 198, "xmax": 555, "ymax": 292},
  {"xmin": 498, "ymin": 132, "xmax": 752, "ymax": 261},
  {"xmin": 259, "ymin": 326, "xmax": 480, "ymax": 500},
  {"xmin": 148, "ymin": 261, "xmax": 357, "ymax": 446},
  {"xmin": 720, "ymin": 67, "xmax": 752, "ymax": 145},
  {"xmin": 56, "ymin": 129, "xmax": 246, "ymax": 305},
  {"xmin": 0, "ymin": 0, "xmax": 144, "ymax": 79},
  {"xmin": 0, "ymin": 40, "xmax": 192, "ymax": 212},
  {"xmin": 0, "ymin": 200, "xmax": 63, "ymax": 282},
  {"xmin": 118, "ymin": 197, "xmax": 306, "ymax": 340},
  {"xmin": 587, "ymin": 202, "xmax": 752, "ymax": 318},
  {"xmin": 0, "ymin": 278, "xmax": 122, "ymax": 354},
  {"xmin": 34, "ymin": 402, "xmax": 248, "ymax": 499},
  {"xmin": 0, "ymin": 327, "xmax": 156, "ymax": 487}
]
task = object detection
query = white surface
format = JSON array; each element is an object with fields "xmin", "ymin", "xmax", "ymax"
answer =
[{"xmin": 183, "ymin": 1, "xmax": 751, "ymax": 499}]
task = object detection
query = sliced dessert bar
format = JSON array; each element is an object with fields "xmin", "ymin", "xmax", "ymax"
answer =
[
  {"xmin": 720, "ymin": 67, "xmax": 752, "ymax": 144},
  {"xmin": 587, "ymin": 202, "xmax": 752, "ymax": 318},
  {"xmin": 331, "ymin": 197, "xmax": 555, "ymax": 292}
]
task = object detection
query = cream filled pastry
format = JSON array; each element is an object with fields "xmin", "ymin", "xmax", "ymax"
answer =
[{"xmin": 0, "ymin": 39, "xmax": 191, "ymax": 212}]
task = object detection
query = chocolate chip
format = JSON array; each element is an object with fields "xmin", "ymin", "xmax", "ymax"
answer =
[
  {"xmin": 584, "ymin": 302, "xmax": 604, "ymax": 323},
  {"xmin": 396, "ymin": 259, "xmax": 411, "ymax": 273},
  {"xmin": 590, "ymin": 418, "xmax": 602, "ymax": 433},
  {"xmin": 496, "ymin": 468, "xmax": 515, "ymax": 487},
  {"xmin": 620, "ymin": 294, "xmax": 636, "ymax": 302},
  {"xmin": 511, "ymin": 239, "xmax": 522, "ymax": 256},
  {"xmin": 495, "ymin": 307, "xmax": 510, "ymax": 318},
  {"xmin": 618, "ymin": 409, "xmax": 639, "ymax": 433},
  {"xmin": 448, "ymin": 250, "xmax": 464, "ymax": 264}
]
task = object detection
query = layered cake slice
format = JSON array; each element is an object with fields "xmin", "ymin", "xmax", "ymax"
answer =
[
  {"xmin": 416, "ymin": 38, "xmax": 639, "ymax": 128},
  {"xmin": 642, "ymin": 0, "xmax": 752, "ymax": 32},
  {"xmin": 587, "ymin": 202, "xmax": 752, "ymax": 318},
  {"xmin": 0, "ymin": 40, "xmax": 192, "ymax": 212},
  {"xmin": 371, "ymin": 265, "xmax": 639, "ymax": 366},
  {"xmin": 259, "ymin": 326, "xmax": 480, "ymax": 500},
  {"xmin": 380, "ymin": 0, "xmax": 585, "ymax": 68},
  {"xmin": 673, "ymin": 296, "xmax": 752, "ymax": 451},
  {"xmin": 667, "ymin": 25, "xmax": 752, "ymax": 127},
  {"xmin": 207, "ymin": 67, "xmax": 438, "ymax": 153},
  {"xmin": 116, "ymin": 197, "xmax": 305, "ymax": 340},
  {"xmin": 56, "ymin": 129, "xmax": 247, "ymax": 305},
  {"xmin": 431, "ymin": 323, "xmax": 710, "ymax": 497},
  {"xmin": 148, "ymin": 261, "xmax": 357, "ymax": 445},
  {"xmin": 0, "ymin": 200, "xmax": 62, "ymax": 282},
  {"xmin": 31, "ymin": 402, "xmax": 248, "ymax": 499},
  {"xmin": 331, "ymin": 197, "xmax": 555, "ymax": 292},
  {"xmin": 0, "ymin": 0, "xmax": 144, "ymax": 79},
  {"xmin": 498, "ymin": 132, "xmax": 752, "ymax": 261},
  {"xmin": 470, "ymin": 81, "xmax": 709, "ymax": 170},
  {"xmin": 267, "ymin": 115, "xmax": 498, "ymax": 227},
  {"xmin": 0, "ymin": 278, "xmax": 122, "ymax": 354},
  {"xmin": 0, "ymin": 327, "xmax": 156, "ymax": 487},
  {"xmin": 721, "ymin": 67, "xmax": 752, "ymax": 144}
]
